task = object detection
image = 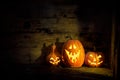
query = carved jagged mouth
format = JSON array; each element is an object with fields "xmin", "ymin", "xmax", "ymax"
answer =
[
  {"xmin": 88, "ymin": 60, "xmax": 103, "ymax": 66},
  {"xmin": 88, "ymin": 54, "xmax": 103, "ymax": 66},
  {"xmin": 65, "ymin": 49, "xmax": 80, "ymax": 63},
  {"xmin": 49, "ymin": 57, "xmax": 60, "ymax": 65}
]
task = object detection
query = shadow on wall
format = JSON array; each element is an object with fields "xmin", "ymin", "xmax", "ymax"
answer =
[
  {"xmin": 55, "ymin": 38, "xmax": 64, "ymax": 55},
  {"xmin": 35, "ymin": 38, "xmax": 64, "ymax": 65},
  {"xmin": 35, "ymin": 43, "xmax": 50, "ymax": 65}
]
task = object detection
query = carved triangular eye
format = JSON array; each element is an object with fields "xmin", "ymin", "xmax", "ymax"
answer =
[
  {"xmin": 89, "ymin": 54, "xmax": 93, "ymax": 57},
  {"xmin": 69, "ymin": 45, "xmax": 72, "ymax": 49},
  {"xmin": 98, "ymin": 55, "xmax": 102, "ymax": 58}
]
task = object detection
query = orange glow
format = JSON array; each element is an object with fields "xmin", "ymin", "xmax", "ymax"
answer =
[
  {"xmin": 88, "ymin": 54, "xmax": 103, "ymax": 67},
  {"xmin": 49, "ymin": 57, "xmax": 60, "ymax": 65},
  {"xmin": 65, "ymin": 49, "xmax": 80, "ymax": 63},
  {"xmin": 62, "ymin": 40, "xmax": 85, "ymax": 67},
  {"xmin": 46, "ymin": 44, "xmax": 61, "ymax": 66},
  {"xmin": 85, "ymin": 52, "xmax": 104, "ymax": 67}
]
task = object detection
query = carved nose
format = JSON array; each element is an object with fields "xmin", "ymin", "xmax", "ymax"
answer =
[
  {"xmin": 71, "ymin": 52, "xmax": 75, "ymax": 55},
  {"xmin": 93, "ymin": 58, "xmax": 96, "ymax": 62}
]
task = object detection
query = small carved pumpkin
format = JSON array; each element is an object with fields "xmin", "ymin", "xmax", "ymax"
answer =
[
  {"xmin": 62, "ymin": 39, "xmax": 85, "ymax": 67},
  {"xmin": 85, "ymin": 52, "xmax": 104, "ymax": 67},
  {"xmin": 46, "ymin": 44, "xmax": 61, "ymax": 66}
]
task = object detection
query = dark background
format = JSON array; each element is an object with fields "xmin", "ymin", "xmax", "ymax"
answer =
[{"xmin": 0, "ymin": 0, "xmax": 118, "ymax": 80}]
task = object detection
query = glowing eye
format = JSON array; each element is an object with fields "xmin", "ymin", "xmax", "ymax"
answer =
[
  {"xmin": 73, "ymin": 45, "xmax": 76, "ymax": 49},
  {"xmin": 69, "ymin": 45, "xmax": 72, "ymax": 49},
  {"xmin": 90, "ymin": 54, "xmax": 93, "ymax": 57},
  {"xmin": 50, "ymin": 57, "xmax": 54, "ymax": 60},
  {"xmin": 98, "ymin": 55, "xmax": 102, "ymax": 58}
]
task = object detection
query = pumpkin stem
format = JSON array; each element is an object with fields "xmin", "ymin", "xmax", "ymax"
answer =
[
  {"xmin": 65, "ymin": 35, "xmax": 72, "ymax": 40},
  {"xmin": 93, "ymin": 46, "xmax": 96, "ymax": 51},
  {"xmin": 51, "ymin": 44, "xmax": 56, "ymax": 53}
]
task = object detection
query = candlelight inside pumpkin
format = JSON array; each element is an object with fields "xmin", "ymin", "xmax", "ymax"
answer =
[
  {"xmin": 85, "ymin": 52, "xmax": 104, "ymax": 67},
  {"xmin": 46, "ymin": 44, "xmax": 61, "ymax": 66},
  {"xmin": 62, "ymin": 39, "xmax": 85, "ymax": 67}
]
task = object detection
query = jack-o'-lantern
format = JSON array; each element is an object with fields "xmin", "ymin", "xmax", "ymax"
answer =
[
  {"xmin": 62, "ymin": 39, "xmax": 85, "ymax": 67},
  {"xmin": 46, "ymin": 44, "xmax": 61, "ymax": 66},
  {"xmin": 85, "ymin": 52, "xmax": 104, "ymax": 67}
]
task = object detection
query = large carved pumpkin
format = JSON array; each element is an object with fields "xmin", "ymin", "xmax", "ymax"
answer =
[
  {"xmin": 62, "ymin": 39, "xmax": 85, "ymax": 67},
  {"xmin": 46, "ymin": 44, "xmax": 61, "ymax": 66},
  {"xmin": 85, "ymin": 52, "xmax": 104, "ymax": 67}
]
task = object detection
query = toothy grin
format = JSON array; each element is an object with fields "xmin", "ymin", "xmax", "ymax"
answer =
[
  {"xmin": 49, "ymin": 57, "xmax": 60, "ymax": 65},
  {"xmin": 65, "ymin": 49, "xmax": 80, "ymax": 63},
  {"xmin": 88, "ymin": 59, "xmax": 103, "ymax": 66}
]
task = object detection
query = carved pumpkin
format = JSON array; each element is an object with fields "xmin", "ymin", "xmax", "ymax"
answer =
[
  {"xmin": 62, "ymin": 40, "xmax": 85, "ymax": 67},
  {"xmin": 46, "ymin": 44, "xmax": 61, "ymax": 66},
  {"xmin": 85, "ymin": 52, "xmax": 104, "ymax": 67}
]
